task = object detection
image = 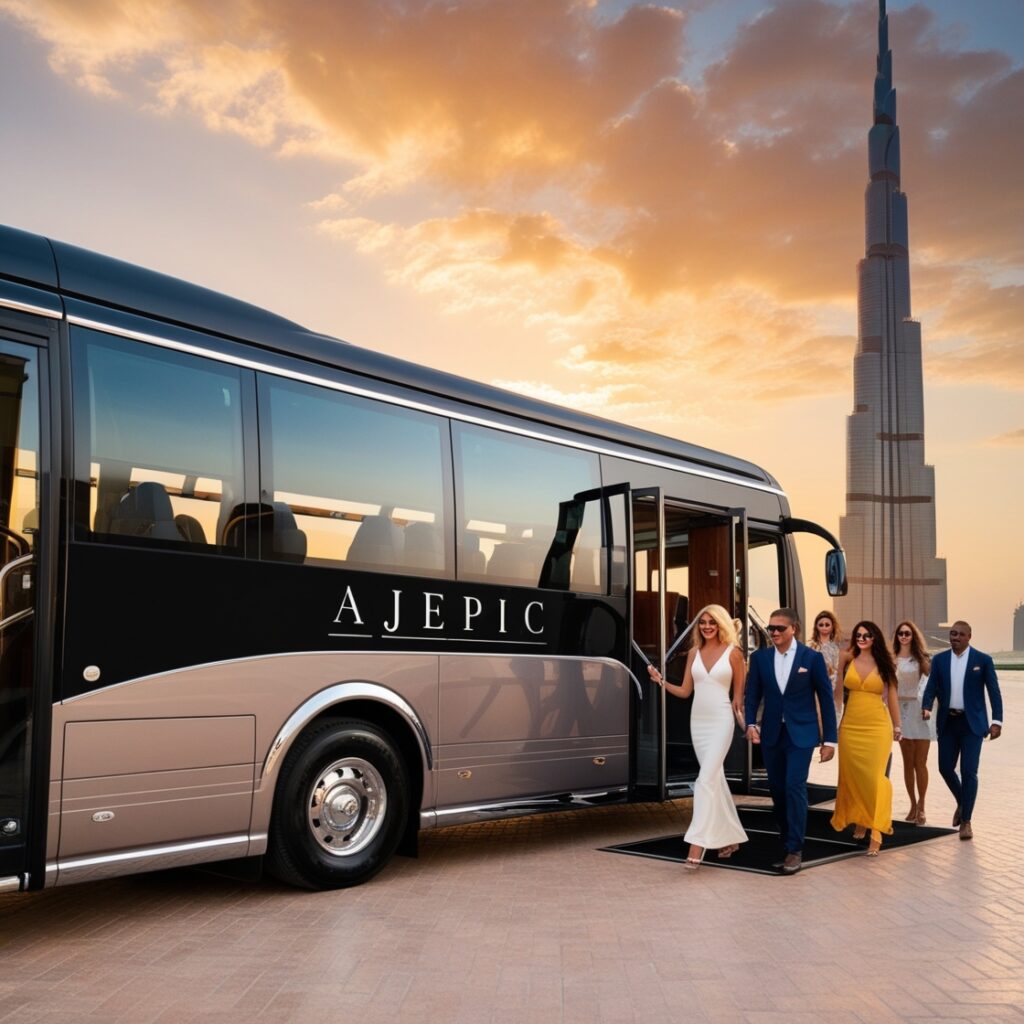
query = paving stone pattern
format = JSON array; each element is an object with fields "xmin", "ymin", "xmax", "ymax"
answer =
[{"xmin": 2, "ymin": 686, "xmax": 1022, "ymax": 1023}]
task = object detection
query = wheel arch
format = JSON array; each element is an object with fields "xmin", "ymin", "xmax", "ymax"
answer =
[{"xmin": 251, "ymin": 681, "xmax": 431, "ymax": 854}]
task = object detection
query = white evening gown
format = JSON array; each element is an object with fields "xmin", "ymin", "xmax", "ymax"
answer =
[{"xmin": 684, "ymin": 644, "xmax": 748, "ymax": 850}]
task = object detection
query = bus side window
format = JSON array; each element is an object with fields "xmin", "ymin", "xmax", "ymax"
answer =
[
  {"xmin": 453, "ymin": 423, "xmax": 603, "ymax": 593},
  {"xmin": 71, "ymin": 327, "xmax": 245, "ymax": 554},
  {"xmin": 257, "ymin": 375, "xmax": 451, "ymax": 577}
]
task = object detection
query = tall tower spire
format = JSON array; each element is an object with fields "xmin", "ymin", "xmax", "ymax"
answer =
[{"xmin": 835, "ymin": 1, "xmax": 948, "ymax": 643}]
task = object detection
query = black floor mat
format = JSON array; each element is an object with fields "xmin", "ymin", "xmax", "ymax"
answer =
[
  {"xmin": 728, "ymin": 778, "xmax": 838, "ymax": 807},
  {"xmin": 602, "ymin": 805, "xmax": 956, "ymax": 874}
]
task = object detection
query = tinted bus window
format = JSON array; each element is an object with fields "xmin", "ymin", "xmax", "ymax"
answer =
[
  {"xmin": 259, "ymin": 376, "xmax": 451, "ymax": 575},
  {"xmin": 453, "ymin": 423, "xmax": 603, "ymax": 592},
  {"xmin": 71, "ymin": 329, "xmax": 245, "ymax": 552}
]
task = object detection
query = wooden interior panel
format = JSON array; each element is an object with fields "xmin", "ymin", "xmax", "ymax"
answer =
[{"xmin": 688, "ymin": 524, "xmax": 732, "ymax": 614}]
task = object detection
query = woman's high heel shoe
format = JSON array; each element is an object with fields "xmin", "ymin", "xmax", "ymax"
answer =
[
  {"xmin": 904, "ymin": 805, "xmax": 918, "ymax": 822},
  {"xmin": 866, "ymin": 830, "xmax": 882, "ymax": 856},
  {"xmin": 915, "ymin": 810, "xmax": 926, "ymax": 826},
  {"xmin": 852, "ymin": 826, "xmax": 867, "ymax": 841},
  {"xmin": 683, "ymin": 845, "xmax": 705, "ymax": 870},
  {"xmin": 717, "ymin": 844, "xmax": 739, "ymax": 859}
]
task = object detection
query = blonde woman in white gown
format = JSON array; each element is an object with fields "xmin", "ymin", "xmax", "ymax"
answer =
[{"xmin": 648, "ymin": 604, "xmax": 748, "ymax": 869}]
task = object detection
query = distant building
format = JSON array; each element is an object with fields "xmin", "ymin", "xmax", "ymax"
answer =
[
  {"xmin": 1014, "ymin": 602, "xmax": 1024, "ymax": 652},
  {"xmin": 836, "ymin": 1, "xmax": 948, "ymax": 644}
]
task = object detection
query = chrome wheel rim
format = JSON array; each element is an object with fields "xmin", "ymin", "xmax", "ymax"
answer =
[{"xmin": 307, "ymin": 757, "xmax": 387, "ymax": 857}]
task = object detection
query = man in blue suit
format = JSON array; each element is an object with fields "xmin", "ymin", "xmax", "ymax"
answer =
[
  {"xmin": 922, "ymin": 620, "xmax": 1003, "ymax": 840},
  {"xmin": 744, "ymin": 609, "xmax": 837, "ymax": 874}
]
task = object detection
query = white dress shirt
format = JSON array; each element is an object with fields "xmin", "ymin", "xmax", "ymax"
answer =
[
  {"xmin": 949, "ymin": 645, "xmax": 970, "ymax": 711},
  {"xmin": 774, "ymin": 639, "xmax": 797, "ymax": 693}
]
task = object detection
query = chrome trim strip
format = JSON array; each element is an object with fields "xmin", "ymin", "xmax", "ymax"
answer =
[
  {"xmin": 0, "ymin": 875, "xmax": 21, "ymax": 893},
  {"xmin": 57, "ymin": 834, "xmax": 248, "ymax": 874},
  {"xmin": 0, "ymin": 295, "xmax": 62, "ymax": 319},
  {"xmin": 67, "ymin": 313, "xmax": 786, "ymax": 497},
  {"xmin": 263, "ymin": 681, "xmax": 433, "ymax": 778},
  {"xmin": 420, "ymin": 787, "xmax": 629, "ymax": 830}
]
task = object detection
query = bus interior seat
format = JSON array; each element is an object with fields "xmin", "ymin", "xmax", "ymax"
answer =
[
  {"xmin": 174, "ymin": 514, "xmax": 207, "ymax": 545},
  {"xmin": 403, "ymin": 521, "xmax": 443, "ymax": 571},
  {"xmin": 460, "ymin": 533, "xmax": 486, "ymax": 576},
  {"xmin": 488, "ymin": 541, "xmax": 543, "ymax": 586},
  {"xmin": 268, "ymin": 501, "xmax": 307, "ymax": 563},
  {"xmin": 108, "ymin": 482, "xmax": 182, "ymax": 541},
  {"xmin": 348, "ymin": 514, "xmax": 401, "ymax": 566}
]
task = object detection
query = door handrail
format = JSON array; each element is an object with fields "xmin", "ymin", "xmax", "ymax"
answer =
[
  {"xmin": 0, "ymin": 552, "xmax": 33, "ymax": 629},
  {"xmin": 0, "ymin": 607, "xmax": 32, "ymax": 633},
  {"xmin": 0, "ymin": 552, "xmax": 33, "ymax": 588}
]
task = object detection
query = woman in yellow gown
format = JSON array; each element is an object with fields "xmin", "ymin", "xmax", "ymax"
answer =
[{"xmin": 831, "ymin": 620, "xmax": 902, "ymax": 855}]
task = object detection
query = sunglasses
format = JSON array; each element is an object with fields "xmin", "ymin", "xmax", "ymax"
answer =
[
  {"xmin": 766, "ymin": 624, "xmax": 790, "ymax": 633},
  {"xmin": 896, "ymin": 630, "xmax": 912, "ymax": 637},
  {"xmin": 854, "ymin": 632, "xmax": 873, "ymax": 641}
]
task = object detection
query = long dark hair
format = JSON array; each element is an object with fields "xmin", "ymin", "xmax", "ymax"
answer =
[
  {"xmin": 851, "ymin": 619, "xmax": 896, "ymax": 686},
  {"xmin": 892, "ymin": 620, "xmax": 931, "ymax": 675}
]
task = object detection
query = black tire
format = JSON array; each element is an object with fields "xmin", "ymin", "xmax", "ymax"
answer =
[{"xmin": 267, "ymin": 718, "xmax": 409, "ymax": 890}]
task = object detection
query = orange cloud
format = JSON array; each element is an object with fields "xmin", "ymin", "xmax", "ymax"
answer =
[
  {"xmin": 987, "ymin": 428, "xmax": 1024, "ymax": 446},
  {"xmin": 3, "ymin": 0, "xmax": 1020, "ymax": 413}
]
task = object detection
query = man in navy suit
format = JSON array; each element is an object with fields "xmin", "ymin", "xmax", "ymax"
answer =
[
  {"xmin": 922, "ymin": 620, "xmax": 1003, "ymax": 840},
  {"xmin": 744, "ymin": 609, "xmax": 838, "ymax": 874}
]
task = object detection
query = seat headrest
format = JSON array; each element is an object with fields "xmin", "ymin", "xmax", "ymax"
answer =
[
  {"xmin": 270, "ymin": 501, "xmax": 306, "ymax": 563},
  {"xmin": 109, "ymin": 481, "xmax": 180, "ymax": 541},
  {"xmin": 404, "ymin": 521, "xmax": 443, "ymax": 571},
  {"xmin": 348, "ymin": 514, "xmax": 401, "ymax": 566},
  {"xmin": 174, "ymin": 513, "xmax": 207, "ymax": 545}
]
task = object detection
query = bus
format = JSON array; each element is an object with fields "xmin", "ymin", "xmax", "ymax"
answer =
[{"xmin": 0, "ymin": 224, "xmax": 846, "ymax": 892}]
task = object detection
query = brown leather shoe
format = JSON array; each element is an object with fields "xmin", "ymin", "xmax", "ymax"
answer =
[
  {"xmin": 952, "ymin": 806, "xmax": 961, "ymax": 827},
  {"xmin": 959, "ymin": 821, "xmax": 973, "ymax": 841},
  {"xmin": 781, "ymin": 852, "xmax": 802, "ymax": 874}
]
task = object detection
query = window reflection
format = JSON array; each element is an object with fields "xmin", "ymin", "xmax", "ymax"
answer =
[
  {"xmin": 73, "ymin": 329, "xmax": 245, "ymax": 552},
  {"xmin": 260, "ymin": 377, "xmax": 450, "ymax": 575},
  {"xmin": 453, "ymin": 423, "xmax": 603, "ymax": 592}
]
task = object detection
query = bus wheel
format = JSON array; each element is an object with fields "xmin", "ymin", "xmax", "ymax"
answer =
[{"xmin": 267, "ymin": 718, "xmax": 409, "ymax": 890}]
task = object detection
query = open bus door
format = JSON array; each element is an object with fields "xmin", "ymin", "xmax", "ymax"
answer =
[
  {"xmin": 628, "ymin": 491, "xmax": 748, "ymax": 801},
  {"xmin": 0, "ymin": 316, "xmax": 53, "ymax": 892}
]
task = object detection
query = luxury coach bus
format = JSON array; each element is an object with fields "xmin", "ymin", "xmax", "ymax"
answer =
[{"xmin": 0, "ymin": 224, "xmax": 846, "ymax": 892}]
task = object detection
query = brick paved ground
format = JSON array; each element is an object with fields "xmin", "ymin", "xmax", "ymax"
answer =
[{"xmin": 2, "ymin": 682, "xmax": 1021, "ymax": 1024}]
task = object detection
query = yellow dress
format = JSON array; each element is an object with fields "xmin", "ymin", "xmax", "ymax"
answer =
[{"xmin": 830, "ymin": 662, "xmax": 894, "ymax": 835}]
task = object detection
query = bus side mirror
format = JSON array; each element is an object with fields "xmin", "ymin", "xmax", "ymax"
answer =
[{"xmin": 826, "ymin": 549, "xmax": 848, "ymax": 597}]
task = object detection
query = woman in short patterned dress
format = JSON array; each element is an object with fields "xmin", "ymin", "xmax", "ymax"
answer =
[
  {"xmin": 808, "ymin": 610, "xmax": 844, "ymax": 719},
  {"xmin": 892, "ymin": 620, "xmax": 934, "ymax": 825}
]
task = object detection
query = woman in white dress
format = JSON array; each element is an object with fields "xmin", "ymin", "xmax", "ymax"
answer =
[
  {"xmin": 647, "ymin": 604, "xmax": 747, "ymax": 869},
  {"xmin": 891, "ymin": 620, "xmax": 934, "ymax": 825}
]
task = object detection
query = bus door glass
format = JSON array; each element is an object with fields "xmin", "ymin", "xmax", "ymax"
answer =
[
  {"xmin": 630, "ymin": 492, "xmax": 748, "ymax": 799},
  {"xmin": 630, "ymin": 490, "xmax": 664, "ymax": 799},
  {"xmin": 0, "ymin": 339, "xmax": 41, "ymax": 880}
]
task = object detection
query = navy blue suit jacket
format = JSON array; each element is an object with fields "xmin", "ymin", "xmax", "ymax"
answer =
[
  {"xmin": 744, "ymin": 641, "xmax": 838, "ymax": 748},
  {"xmin": 922, "ymin": 648, "xmax": 1002, "ymax": 737}
]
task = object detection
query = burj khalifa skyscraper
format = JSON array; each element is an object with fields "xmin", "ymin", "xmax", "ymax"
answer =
[{"xmin": 836, "ymin": 0, "xmax": 948, "ymax": 642}]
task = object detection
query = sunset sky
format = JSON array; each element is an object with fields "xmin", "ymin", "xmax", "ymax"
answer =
[{"xmin": 2, "ymin": 0, "xmax": 1021, "ymax": 648}]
